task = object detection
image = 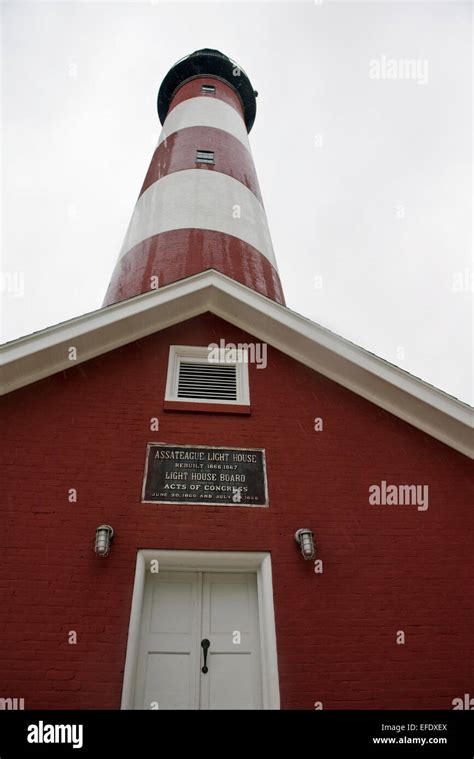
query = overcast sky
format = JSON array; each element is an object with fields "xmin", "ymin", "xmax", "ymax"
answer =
[{"xmin": 2, "ymin": 1, "xmax": 472, "ymax": 404}]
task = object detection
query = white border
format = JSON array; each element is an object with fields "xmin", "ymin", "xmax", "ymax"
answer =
[
  {"xmin": 141, "ymin": 442, "xmax": 269, "ymax": 507},
  {"xmin": 164, "ymin": 344, "xmax": 250, "ymax": 406},
  {"xmin": 120, "ymin": 550, "xmax": 280, "ymax": 710}
]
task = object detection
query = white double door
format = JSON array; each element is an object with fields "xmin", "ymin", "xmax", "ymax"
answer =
[{"xmin": 134, "ymin": 570, "xmax": 263, "ymax": 709}]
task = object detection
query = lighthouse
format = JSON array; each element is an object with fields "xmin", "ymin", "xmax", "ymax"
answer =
[
  {"xmin": 104, "ymin": 48, "xmax": 285, "ymax": 307},
  {"xmin": 0, "ymin": 49, "xmax": 472, "ymax": 713}
]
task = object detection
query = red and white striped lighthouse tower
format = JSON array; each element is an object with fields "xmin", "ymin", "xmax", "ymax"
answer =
[{"xmin": 103, "ymin": 48, "xmax": 285, "ymax": 307}]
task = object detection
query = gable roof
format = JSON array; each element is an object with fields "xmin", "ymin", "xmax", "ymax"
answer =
[{"xmin": 1, "ymin": 270, "xmax": 472, "ymax": 458}]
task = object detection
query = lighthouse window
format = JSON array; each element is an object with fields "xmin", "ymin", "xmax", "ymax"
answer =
[
  {"xmin": 165, "ymin": 345, "xmax": 250, "ymax": 407},
  {"xmin": 201, "ymin": 84, "xmax": 216, "ymax": 94},
  {"xmin": 196, "ymin": 150, "xmax": 215, "ymax": 164}
]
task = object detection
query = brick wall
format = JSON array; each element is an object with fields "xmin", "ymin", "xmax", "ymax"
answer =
[{"xmin": 1, "ymin": 312, "xmax": 472, "ymax": 709}]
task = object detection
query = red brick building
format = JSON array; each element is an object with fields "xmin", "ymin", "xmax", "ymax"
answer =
[{"xmin": 1, "ymin": 49, "xmax": 472, "ymax": 711}]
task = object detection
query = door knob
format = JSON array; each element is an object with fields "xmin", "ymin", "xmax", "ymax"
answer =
[{"xmin": 201, "ymin": 638, "xmax": 210, "ymax": 673}]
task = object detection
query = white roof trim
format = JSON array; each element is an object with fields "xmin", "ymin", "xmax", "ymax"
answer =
[{"xmin": 1, "ymin": 270, "xmax": 472, "ymax": 458}]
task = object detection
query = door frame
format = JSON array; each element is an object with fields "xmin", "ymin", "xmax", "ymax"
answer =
[{"xmin": 121, "ymin": 550, "xmax": 280, "ymax": 710}]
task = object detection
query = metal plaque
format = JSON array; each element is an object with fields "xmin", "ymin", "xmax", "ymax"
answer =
[{"xmin": 142, "ymin": 443, "xmax": 268, "ymax": 507}]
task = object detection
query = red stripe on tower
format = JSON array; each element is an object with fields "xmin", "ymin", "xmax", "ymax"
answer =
[{"xmin": 103, "ymin": 49, "xmax": 285, "ymax": 306}]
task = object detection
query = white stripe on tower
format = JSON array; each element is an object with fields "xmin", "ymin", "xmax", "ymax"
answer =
[
  {"xmin": 118, "ymin": 170, "xmax": 276, "ymax": 266},
  {"xmin": 158, "ymin": 97, "xmax": 250, "ymax": 150}
]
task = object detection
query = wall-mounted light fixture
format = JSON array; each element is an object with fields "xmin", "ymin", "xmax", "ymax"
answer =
[
  {"xmin": 95, "ymin": 525, "xmax": 114, "ymax": 557},
  {"xmin": 295, "ymin": 528, "xmax": 315, "ymax": 560}
]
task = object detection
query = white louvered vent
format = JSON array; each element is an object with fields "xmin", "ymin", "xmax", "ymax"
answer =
[
  {"xmin": 196, "ymin": 149, "xmax": 215, "ymax": 164},
  {"xmin": 177, "ymin": 362, "xmax": 237, "ymax": 401},
  {"xmin": 165, "ymin": 346, "xmax": 250, "ymax": 406}
]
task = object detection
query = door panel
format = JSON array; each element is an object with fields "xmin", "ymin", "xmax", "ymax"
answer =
[
  {"xmin": 208, "ymin": 653, "xmax": 254, "ymax": 710},
  {"xmin": 143, "ymin": 652, "xmax": 191, "ymax": 710},
  {"xmin": 200, "ymin": 573, "xmax": 262, "ymax": 710},
  {"xmin": 134, "ymin": 571, "xmax": 200, "ymax": 709},
  {"xmin": 134, "ymin": 569, "xmax": 262, "ymax": 710}
]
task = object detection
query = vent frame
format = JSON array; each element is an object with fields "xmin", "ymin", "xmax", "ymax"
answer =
[
  {"xmin": 195, "ymin": 149, "xmax": 215, "ymax": 164},
  {"xmin": 165, "ymin": 345, "xmax": 250, "ymax": 406}
]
